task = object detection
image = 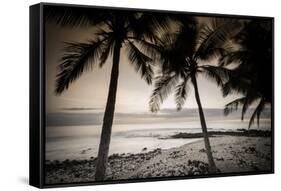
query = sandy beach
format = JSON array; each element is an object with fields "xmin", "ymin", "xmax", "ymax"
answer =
[{"xmin": 45, "ymin": 131, "xmax": 272, "ymax": 184}]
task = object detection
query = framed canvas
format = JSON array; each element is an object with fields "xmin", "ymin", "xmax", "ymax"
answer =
[{"xmin": 29, "ymin": 2, "xmax": 274, "ymax": 188}]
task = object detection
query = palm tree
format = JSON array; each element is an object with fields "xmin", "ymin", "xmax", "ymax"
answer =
[
  {"xmin": 149, "ymin": 18, "xmax": 240, "ymax": 173},
  {"xmin": 46, "ymin": 6, "xmax": 171, "ymax": 181},
  {"xmin": 221, "ymin": 20, "xmax": 273, "ymax": 128}
]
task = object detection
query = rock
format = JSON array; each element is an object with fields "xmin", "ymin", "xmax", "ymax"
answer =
[
  {"xmin": 193, "ymin": 160, "xmax": 199, "ymax": 167},
  {"xmin": 142, "ymin": 147, "xmax": 147, "ymax": 151},
  {"xmin": 109, "ymin": 160, "xmax": 115, "ymax": 165},
  {"xmin": 167, "ymin": 169, "xmax": 175, "ymax": 175},
  {"xmin": 199, "ymin": 148, "xmax": 206, "ymax": 153},
  {"xmin": 145, "ymin": 172, "xmax": 152, "ymax": 177},
  {"xmin": 251, "ymin": 164, "xmax": 259, "ymax": 171},
  {"xmin": 238, "ymin": 159, "xmax": 246, "ymax": 166},
  {"xmin": 216, "ymin": 157, "xmax": 224, "ymax": 161},
  {"xmin": 194, "ymin": 171, "xmax": 200, "ymax": 175},
  {"xmin": 245, "ymin": 147, "xmax": 257, "ymax": 154},
  {"xmin": 74, "ymin": 173, "xmax": 81, "ymax": 178}
]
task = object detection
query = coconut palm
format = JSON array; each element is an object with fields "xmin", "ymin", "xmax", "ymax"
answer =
[
  {"xmin": 149, "ymin": 18, "xmax": 240, "ymax": 173},
  {"xmin": 46, "ymin": 6, "xmax": 171, "ymax": 181},
  {"xmin": 221, "ymin": 20, "xmax": 273, "ymax": 128}
]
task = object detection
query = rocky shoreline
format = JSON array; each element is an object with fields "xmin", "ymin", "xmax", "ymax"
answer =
[
  {"xmin": 167, "ymin": 129, "xmax": 271, "ymax": 139},
  {"xmin": 45, "ymin": 135, "xmax": 272, "ymax": 184},
  {"xmin": 45, "ymin": 148, "xmax": 209, "ymax": 184}
]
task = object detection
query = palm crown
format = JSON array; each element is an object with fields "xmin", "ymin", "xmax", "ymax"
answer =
[
  {"xmin": 149, "ymin": 18, "xmax": 240, "ymax": 112},
  {"xmin": 49, "ymin": 8, "xmax": 171, "ymax": 94}
]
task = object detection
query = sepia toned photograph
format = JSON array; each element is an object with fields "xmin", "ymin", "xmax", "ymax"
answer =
[{"xmin": 41, "ymin": 4, "xmax": 273, "ymax": 186}]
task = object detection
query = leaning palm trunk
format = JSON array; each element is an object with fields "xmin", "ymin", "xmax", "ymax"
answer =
[
  {"xmin": 95, "ymin": 41, "xmax": 121, "ymax": 181},
  {"xmin": 191, "ymin": 75, "xmax": 217, "ymax": 173}
]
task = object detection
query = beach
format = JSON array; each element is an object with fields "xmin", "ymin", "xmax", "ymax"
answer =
[
  {"xmin": 45, "ymin": 132, "xmax": 272, "ymax": 184},
  {"xmin": 45, "ymin": 112, "xmax": 271, "ymax": 162}
]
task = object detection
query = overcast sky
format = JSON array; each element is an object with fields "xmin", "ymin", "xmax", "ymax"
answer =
[{"xmin": 45, "ymin": 16, "xmax": 240, "ymax": 113}]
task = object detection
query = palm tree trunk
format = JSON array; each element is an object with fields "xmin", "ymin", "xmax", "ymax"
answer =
[
  {"xmin": 191, "ymin": 75, "xmax": 217, "ymax": 173},
  {"xmin": 95, "ymin": 41, "xmax": 121, "ymax": 181}
]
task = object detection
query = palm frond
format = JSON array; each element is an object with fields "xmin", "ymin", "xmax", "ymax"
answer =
[
  {"xmin": 200, "ymin": 65, "xmax": 231, "ymax": 86},
  {"xmin": 126, "ymin": 41, "xmax": 154, "ymax": 84},
  {"xmin": 195, "ymin": 18, "xmax": 242, "ymax": 60},
  {"xmin": 224, "ymin": 97, "xmax": 246, "ymax": 116},
  {"xmin": 255, "ymin": 98, "xmax": 266, "ymax": 127},
  {"xmin": 176, "ymin": 22, "xmax": 198, "ymax": 58},
  {"xmin": 128, "ymin": 37, "xmax": 161, "ymax": 61},
  {"xmin": 95, "ymin": 28, "xmax": 113, "ymax": 37},
  {"xmin": 241, "ymin": 93, "xmax": 257, "ymax": 120},
  {"xmin": 149, "ymin": 74, "xmax": 179, "ymax": 112},
  {"xmin": 154, "ymin": 33, "xmax": 190, "ymax": 76},
  {"xmin": 128, "ymin": 13, "xmax": 171, "ymax": 42},
  {"xmin": 219, "ymin": 50, "xmax": 248, "ymax": 66},
  {"xmin": 158, "ymin": 33, "xmax": 179, "ymax": 47},
  {"xmin": 44, "ymin": 5, "xmax": 110, "ymax": 27},
  {"xmin": 174, "ymin": 78, "xmax": 190, "ymax": 110},
  {"xmin": 99, "ymin": 37, "xmax": 114, "ymax": 67},
  {"xmin": 222, "ymin": 76, "xmax": 251, "ymax": 97},
  {"xmin": 55, "ymin": 39, "xmax": 105, "ymax": 94},
  {"xmin": 248, "ymin": 98, "xmax": 266, "ymax": 129}
]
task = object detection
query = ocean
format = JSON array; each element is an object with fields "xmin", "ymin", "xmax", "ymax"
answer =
[{"xmin": 45, "ymin": 108, "xmax": 271, "ymax": 161}]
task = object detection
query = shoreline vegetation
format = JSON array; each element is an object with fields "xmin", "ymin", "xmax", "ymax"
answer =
[
  {"xmin": 166, "ymin": 129, "xmax": 271, "ymax": 139},
  {"xmin": 45, "ymin": 129, "xmax": 272, "ymax": 184}
]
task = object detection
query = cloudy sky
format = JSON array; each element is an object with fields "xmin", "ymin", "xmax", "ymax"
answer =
[{"xmin": 45, "ymin": 16, "xmax": 240, "ymax": 114}]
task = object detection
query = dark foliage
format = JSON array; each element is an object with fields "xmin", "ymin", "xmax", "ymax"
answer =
[{"xmin": 221, "ymin": 20, "xmax": 273, "ymax": 128}]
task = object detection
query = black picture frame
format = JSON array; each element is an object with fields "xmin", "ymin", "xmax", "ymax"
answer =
[{"xmin": 30, "ymin": 2, "xmax": 274, "ymax": 188}]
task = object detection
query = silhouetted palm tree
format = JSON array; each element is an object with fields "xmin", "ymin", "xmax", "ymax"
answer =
[
  {"xmin": 46, "ymin": 6, "xmax": 171, "ymax": 181},
  {"xmin": 221, "ymin": 20, "xmax": 273, "ymax": 128},
  {"xmin": 149, "ymin": 18, "xmax": 240, "ymax": 173}
]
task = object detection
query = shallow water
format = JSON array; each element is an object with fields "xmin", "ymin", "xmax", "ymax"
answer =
[{"xmin": 45, "ymin": 118, "xmax": 271, "ymax": 161}]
